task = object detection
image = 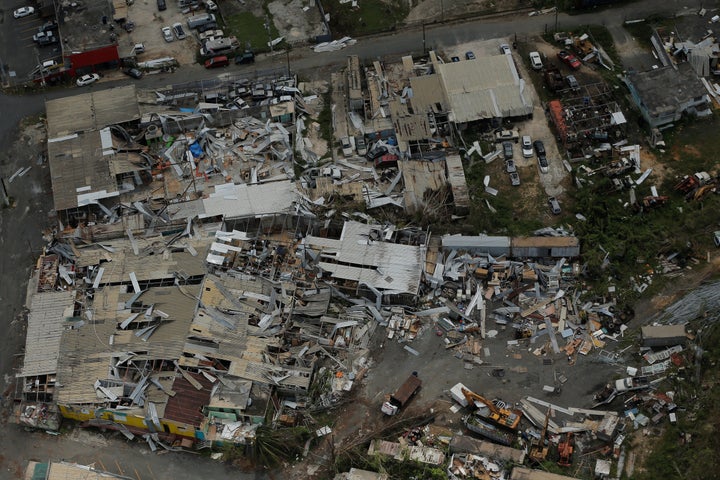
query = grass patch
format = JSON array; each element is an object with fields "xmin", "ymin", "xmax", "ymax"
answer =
[
  {"xmin": 633, "ymin": 321, "xmax": 720, "ymax": 480},
  {"xmin": 223, "ymin": 12, "xmax": 280, "ymax": 53},
  {"xmin": 463, "ymin": 159, "xmax": 546, "ymax": 236},
  {"xmin": 322, "ymin": 0, "xmax": 409, "ymax": 37},
  {"xmin": 567, "ymin": 113, "xmax": 720, "ymax": 301}
]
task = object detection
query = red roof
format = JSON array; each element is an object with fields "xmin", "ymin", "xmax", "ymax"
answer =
[
  {"xmin": 163, "ymin": 371, "xmax": 214, "ymax": 427},
  {"xmin": 548, "ymin": 100, "xmax": 567, "ymax": 142}
]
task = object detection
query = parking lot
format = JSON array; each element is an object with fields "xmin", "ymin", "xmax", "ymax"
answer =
[{"xmin": 0, "ymin": 4, "xmax": 62, "ymax": 82}]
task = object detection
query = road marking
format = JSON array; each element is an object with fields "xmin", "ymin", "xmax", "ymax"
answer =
[
  {"xmin": 115, "ymin": 460, "xmax": 124, "ymax": 475},
  {"xmin": 133, "ymin": 467, "xmax": 142, "ymax": 480},
  {"xmin": 98, "ymin": 460, "xmax": 107, "ymax": 471}
]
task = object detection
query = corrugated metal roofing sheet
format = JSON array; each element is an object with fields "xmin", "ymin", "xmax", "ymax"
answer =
[
  {"xmin": 305, "ymin": 221, "xmax": 426, "ymax": 294},
  {"xmin": 18, "ymin": 290, "xmax": 76, "ymax": 377},
  {"xmin": 200, "ymin": 180, "xmax": 298, "ymax": 219}
]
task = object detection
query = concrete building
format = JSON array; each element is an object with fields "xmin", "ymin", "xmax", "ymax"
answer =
[
  {"xmin": 409, "ymin": 52, "xmax": 533, "ymax": 129},
  {"xmin": 623, "ymin": 64, "xmax": 711, "ymax": 128},
  {"xmin": 58, "ymin": 0, "xmax": 121, "ymax": 75}
]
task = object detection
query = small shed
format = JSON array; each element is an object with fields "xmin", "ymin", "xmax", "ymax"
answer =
[{"xmin": 641, "ymin": 324, "xmax": 687, "ymax": 348}]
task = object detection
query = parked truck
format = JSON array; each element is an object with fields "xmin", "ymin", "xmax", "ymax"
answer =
[
  {"xmin": 381, "ymin": 373, "xmax": 421, "ymax": 415},
  {"xmin": 614, "ymin": 375, "xmax": 650, "ymax": 393}
]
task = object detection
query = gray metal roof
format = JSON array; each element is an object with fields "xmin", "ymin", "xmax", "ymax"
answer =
[
  {"xmin": 18, "ymin": 291, "xmax": 76, "ymax": 378},
  {"xmin": 442, "ymin": 234, "xmax": 511, "ymax": 250},
  {"xmin": 200, "ymin": 180, "xmax": 299, "ymax": 220},
  {"xmin": 626, "ymin": 64, "xmax": 707, "ymax": 117},
  {"xmin": 46, "ymin": 85, "xmax": 140, "ymax": 138},
  {"xmin": 47, "ymin": 130, "xmax": 119, "ymax": 212},
  {"xmin": 305, "ymin": 221, "xmax": 426, "ymax": 294},
  {"xmin": 437, "ymin": 55, "xmax": 533, "ymax": 122}
]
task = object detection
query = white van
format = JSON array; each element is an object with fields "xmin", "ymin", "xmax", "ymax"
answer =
[{"xmin": 187, "ymin": 13, "xmax": 215, "ymax": 30}]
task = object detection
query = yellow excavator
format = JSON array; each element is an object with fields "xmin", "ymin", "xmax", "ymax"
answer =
[
  {"xmin": 461, "ymin": 387, "xmax": 521, "ymax": 431},
  {"xmin": 529, "ymin": 408, "xmax": 551, "ymax": 463}
]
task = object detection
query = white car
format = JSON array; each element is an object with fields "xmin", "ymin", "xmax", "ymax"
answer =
[
  {"xmin": 13, "ymin": 6, "xmax": 35, "ymax": 18},
  {"xmin": 499, "ymin": 43, "xmax": 511, "ymax": 55},
  {"xmin": 529, "ymin": 51, "xmax": 543, "ymax": 70},
  {"xmin": 162, "ymin": 26, "xmax": 174, "ymax": 42},
  {"xmin": 521, "ymin": 135, "xmax": 533, "ymax": 158},
  {"xmin": 341, "ymin": 137, "xmax": 353, "ymax": 156},
  {"xmin": 76, "ymin": 73, "xmax": 100, "ymax": 87}
]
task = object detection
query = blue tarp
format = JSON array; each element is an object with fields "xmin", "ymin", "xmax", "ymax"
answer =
[{"xmin": 189, "ymin": 141, "xmax": 203, "ymax": 158}]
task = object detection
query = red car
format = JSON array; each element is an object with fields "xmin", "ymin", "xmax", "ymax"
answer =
[
  {"xmin": 204, "ymin": 55, "xmax": 229, "ymax": 69},
  {"xmin": 557, "ymin": 50, "xmax": 581, "ymax": 70}
]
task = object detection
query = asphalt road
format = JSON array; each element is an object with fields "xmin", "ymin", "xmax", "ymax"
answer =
[{"xmin": 0, "ymin": 0, "xmax": 707, "ymax": 477}]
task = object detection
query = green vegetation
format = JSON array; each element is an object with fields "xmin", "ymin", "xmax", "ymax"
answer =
[
  {"xmin": 464, "ymin": 158, "xmax": 546, "ymax": 236},
  {"xmin": 322, "ymin": 0, "xmax": 409, "ymax": 36},
  {"xmin": 632, "ymin": 321, "xmax": 720, "ymax": 480},
  {"xmin": 253, "ymin": 425, "xmax": 312, "ymax": 467},
  {"xmin": 223, "ymin": 12, "xmax": 281, "ymax": 53},
  {"xmin": 567, "ymin": 113, "xmax": 720, "ymax": 301},
  {"xmin": 623, "ymin": 14, "xmax": 679, "ymax": 50}
]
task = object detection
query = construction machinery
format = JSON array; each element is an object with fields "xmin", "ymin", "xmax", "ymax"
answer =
[
  {"xmin": 674, "ymin": 172, "xmax": 711, "ymax": 194},
  {"xmin": 529, "ymin": 408, "xmax": 551, "ymax": 463},
  {"xmin": 461, "ymin": 387, "xmax": 521, "ymax": 431},
  {"xmin": 543, "ymin": 64, "xmax": 565, "ymax": 92},
  {"xmin": 557, "ymin": 432, "xmax": 574, "ymax": 467}
]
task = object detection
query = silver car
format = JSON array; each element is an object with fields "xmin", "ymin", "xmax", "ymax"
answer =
[
  {"xmin": 521, "ymin": 135, "xmax": 533, "ymax": 158},
  {"xmin": 162, "ymin": 26, "xmax": 174, "ymax": 42}
]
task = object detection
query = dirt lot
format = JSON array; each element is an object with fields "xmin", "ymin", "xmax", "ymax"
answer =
[
  {"xmin": 123, "ymin": 0, "xmax": 198, "ymax": 65},
  {"xmin": 119, "ymin": 0, "xmax": 324, "ymax": 69}
]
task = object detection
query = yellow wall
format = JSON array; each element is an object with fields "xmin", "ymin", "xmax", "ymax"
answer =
[{"xmin": 58, "ymin": 404, "xmax": 198, "ymax": 438}]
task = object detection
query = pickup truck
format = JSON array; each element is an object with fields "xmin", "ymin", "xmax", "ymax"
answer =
[
  {"xmin": 614, "ymin": 376, "xmax": 649, "ymax": 393},
  {"xmin": 381, "ymin": 373, "xmax": 421, "ymax": 415}
]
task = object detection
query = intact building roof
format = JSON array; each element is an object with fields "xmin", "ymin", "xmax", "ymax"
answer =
[
  {"xmin": 442, "ymin": 234, "xmax": 512, "ymax": 255},
  {"xmin": 512, "ymin": 237, "xmax": 579, "ymax": 248},
  {"xmin": 626, "ymin": 64, "xmax": 707, "ymax": 118},
  {"xmin": 199, "ymin": 180, "xmax": 299, "ymax": 220},
  {"xmin": 46, "ymin": 86, "xmax": 140, "ymax": 138},
  {"xmin": 18, "ymin": 291, "xmax": 76, "ymax": 378},
  {"xmin": 304, "ymin": 221, "xmax": 426, "ymax": 294},
  {"xmin": 59, "ymin": 0, "xmax": 118, "ymax": 53},
  {"xmin": 436, "ymin": 55, "xmax": 533, "ymax": 122},
  {"xmin": 26, "ymin": 461, "xmax": 127, "ymax": 480}
]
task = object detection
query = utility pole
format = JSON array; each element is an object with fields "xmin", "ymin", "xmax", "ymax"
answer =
[
  {"xmin": 285, "ymin": 47, "xmax": 290, "ymax": 76},
  {"xmin": 264, "ymin": 16, "xmax": 274, "ymax": 53},
  {"xmin": 36, "ymin": 49, "xmax": 46, "ymax": 88},
  {"xmin": 1, "ymin": 177, "xmax": 10, "ymax": 208}
]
